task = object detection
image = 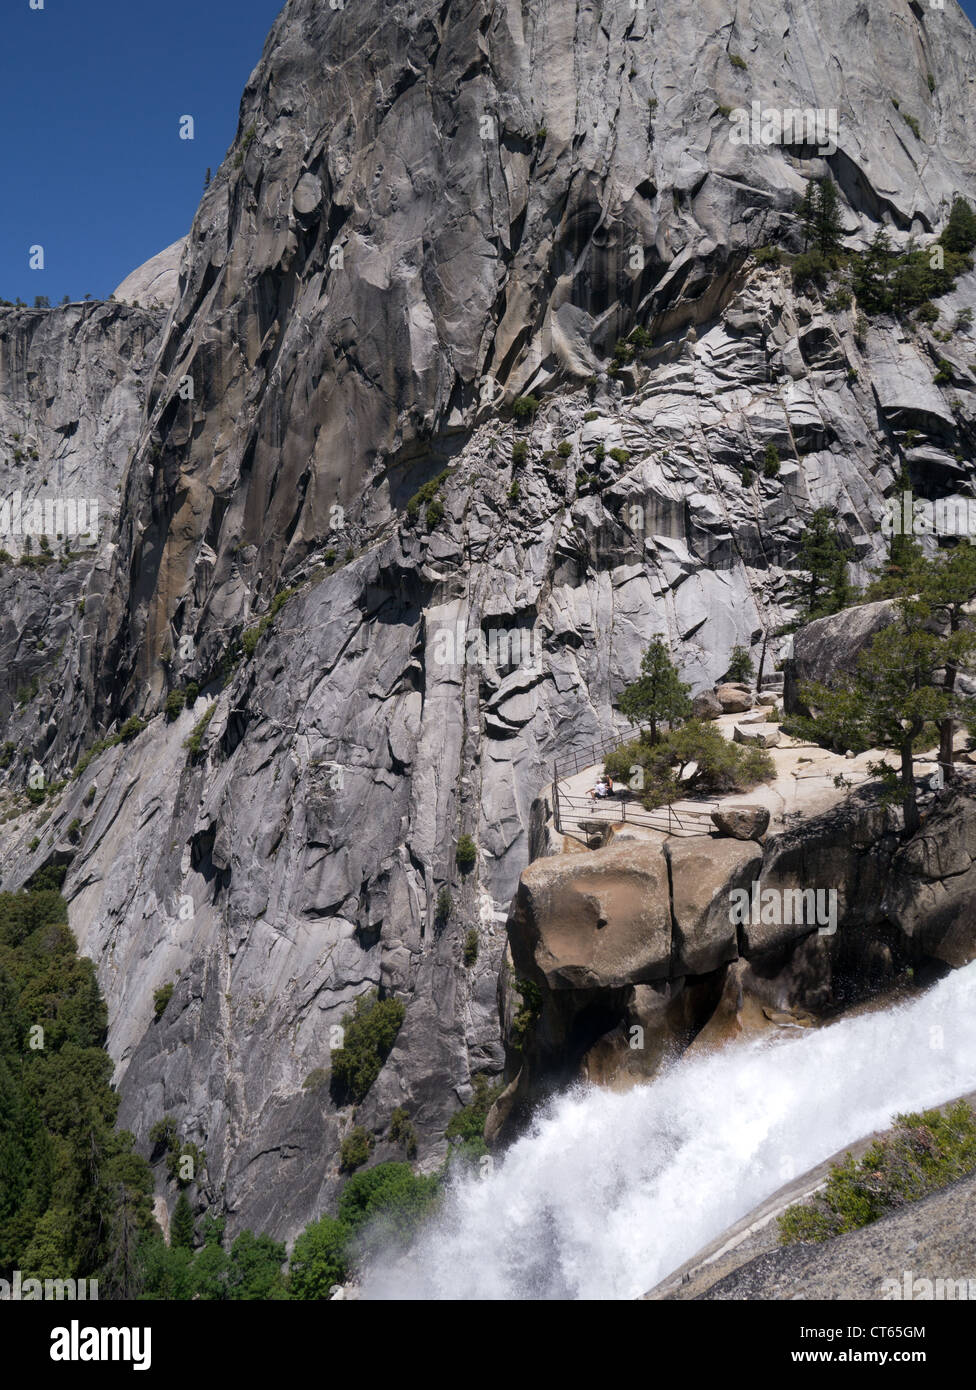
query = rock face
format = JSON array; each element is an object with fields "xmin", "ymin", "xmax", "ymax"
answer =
[
  {"xmin": 2, "ymin": 0, "xmax": 976, "ymax": 1241},
  {"xmin": 710, "ymin": 806, "xmax": 771, "ymax": 840}
]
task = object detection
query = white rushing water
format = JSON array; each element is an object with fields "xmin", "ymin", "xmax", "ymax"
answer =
[{"xmin": 365, "ymin": 962, "xmax": 976, "ymax": 1300}]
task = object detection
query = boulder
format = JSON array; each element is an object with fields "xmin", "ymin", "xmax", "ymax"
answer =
[
  {"xmin": 692, "ymin": 690, "xmax": 723, "ymax": 720},
  {"xmin": 733, "ymin": 723, "xmax": 780, "ymax": 748},
  {"xmin": 666, "ymin": 836, "xmax": 762, "ymax": 974},
  {"xmin": 785, "ymin": 601, "xmax": 897, "ymax": 716},
  {"xmin": 715, "ymin": 684, "xmax": 754, "ymax": 712},
  {"xmin": 710, "ymin": 806, "xmax": 771, "ymax": 840},
  {"xmin": 510, "ymin": 842, "xmax": 672, "ymax": 990}
]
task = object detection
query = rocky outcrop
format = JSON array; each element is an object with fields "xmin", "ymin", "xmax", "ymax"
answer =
[
  {"xmin": 498, "ymin": 784, "xmax": 976, "ymax": 1131},
  {"xmin": 2, "ymin": 0, "xmax": 976, "ymax": 1242},
  {"xmin": 512, "ymin": 843, "xmax": 672, "ymax": 990},
  {"xmin": 710, "ymin": 806, "xmax": 770, "ymax": 840},
  {"xmin": 112, "ymin": 238, "xmax": 186, "ymax": 311},
  {"xmin": 784, "ymin": 600, "xmax": 897, "ymax": 715}
]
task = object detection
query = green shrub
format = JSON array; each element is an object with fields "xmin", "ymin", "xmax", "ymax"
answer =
[
  {"xmin": 0, "ymin": 742, "xmax": 14, "ymax": 769},
  {"xmin": 729, "ymin": 52, "xmax": 747, "ymax": 69},
  {"xmin": 511, "ymin": 438, "xmax": 528, "ymax": 466},
  {"xmin": 339, "ymin": 1126, "xmax": 373, "ymax": 1173},
  {"xmin": 66, "ymin": 818, "xmax": 82, "ymax": 844},
  {"xmin": 153, "ymin": 982, "xmax": 175, "ymax": 1021},
  {"xmin": 184, "ymin": 704, "xmax": 216, "ymax": 762},
  {"xmin": 511, "ymin": 395, "xmax": 540, "ymax": 421},
  {"xmin": 463, "ymin": 929, "xmax": 479, "ymax": 966},
  {"xmin": 435, "ymin": 887, "xmax": 452, "ymax": 925},
  {"xmin": 405, "ymin": 471, "xmax": 448, "ymax": 525},
  {"xmin": 779, "ymin": 1102, "xmax": 976, "ymax": 1244},
  {"xmin": 242, "ymin": 588, "xmax": 296, "ymax": 658},
  {"xmin": 337, "ymin": 1162, "xmax": 441, "ymax": 1253},
  {"xmin": 425, "ymin": 497, "xmax": 444, "ymax": 529},
  {"xmin": 302, "ymin": 1068, "xmax": 329, "ymax": 1092},
  {"xmin": 511, "ymin": 978, "xmax": 542, "ymax": 1051},
  {"xmin": 388, "ymin": 1106, "xmax": 418, "ymax": 1158},
  {"xmin": 594, "ymin": 443, "xmax": 606, "ymax": 464},
  {"xmin": 791, "ymin": 249, "xmax": 829, "ymax": 290},
  {"xmin": 507, "ymin": 480, "xmax": 520, "ymax": 503},
  {"xmin": 608, "ymin": 447, "xmax": 631, "ymax": 464},
  {"xmin": 445, "ymin": 1074, "xmax": 503, "ymax": 1149},
  {"xmin": 164, "ymin": 689, "xmax": 186, "ymax": 721},
  {"xmin": 762, "ymin": 443, "xmax": 781, "ymax": 478},
  {"xmin": 583, "ymin": 410, "xmax": 599, "ymax": 422},
  {"xmin": 455, "ymin": 834, "xmax": 477, "ymax": 872},
  {"xmin": 741, "ymin": 467, "xmax": 755, "ymax": 487},
  {"xmin": 901, "ymin": 112, "xmax": 921, "ymax": 139},
  {"xmin": 933, "ymin": 358, "xmax": 953, "ymax": 385},
  {"xmin": 330, "ymin": 991, "xmax": 406, "ymax": 1104},
  {"xmin": 726, "ymin": 644, "xmax": 755, "ymax": 683},
  {"xmin": 753, "ymin": 244, "xmax": 782, "ymax": 267},
  {"xmin": 289, "ymin": 1215, "xmax": 349, "ymax": 1298},
  {"xmin": 557, "ymin": 441, "xmax": 573, "ymax": 458},
  {"xmin": 118, "ymin": 716, "xmax": 147, "ymax": 742},
  {"xmin": 915, "ymin": 300, "xmax": 939, "ymax": 324},
  {"xmin": 28, "ymin": 836, "xmax": 40, "ymax": 852}
]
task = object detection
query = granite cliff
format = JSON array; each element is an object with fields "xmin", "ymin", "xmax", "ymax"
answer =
[{"xmin": 2, "ymin": 0, "xmax": 976, "ymax": 1242}]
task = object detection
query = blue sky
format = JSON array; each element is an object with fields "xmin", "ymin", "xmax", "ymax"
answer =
[
  {"xmin": 0, "ymin": 0, "xmax": 283, "ymax": 303},
  {"xmin": 2, "ymin": 0, "xmax": 975, "ymax": 305}
]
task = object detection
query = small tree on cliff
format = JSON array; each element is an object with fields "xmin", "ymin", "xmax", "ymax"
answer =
[
  {"xmin": 786, "ymin": 507, "xmax": 855, "ymax": 624},
  {"xmin": 616, "ymin": 637, "xmax": 692, "ymax": 744}
]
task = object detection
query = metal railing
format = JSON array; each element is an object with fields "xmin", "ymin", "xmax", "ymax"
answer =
[
  {"xmin": 553, "ymin": 787, "xmax": 752, "ymax": 840},
  {"xmin": 552, "ymin": 731, "xmax": 628, "ymax": 785}
]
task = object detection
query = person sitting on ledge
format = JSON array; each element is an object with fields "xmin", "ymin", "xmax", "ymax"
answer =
[{"xmin": 588, "ymin": 776, "xmax": 611, "ymax": 800}]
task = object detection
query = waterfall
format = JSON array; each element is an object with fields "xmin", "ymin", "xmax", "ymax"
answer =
[{"xmin": 365, "ymin": 961, "xmax": 976, "ymax": 1300}]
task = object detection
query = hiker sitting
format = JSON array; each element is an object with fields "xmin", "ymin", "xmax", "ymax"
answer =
[{"xmin": 588, "ymin": 777, "xmax": 610, "ymax": 800}]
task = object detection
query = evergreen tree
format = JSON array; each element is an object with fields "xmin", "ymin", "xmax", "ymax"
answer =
[
  {"xmin": 803, "ymin": 606, "xmax": 974, "ymax": 835},
  {"xmin": 170, "ymin": 1190, "xmax": 195, "ymax": 1251},
  {"xmin": 785, "ymin": 507, "xmax": 854, "ymax": 623},
  {"xmin": 797, "ymin": 179, "xmax": 818, "ymax": 252},
  {"xmin": 616, "ymin": 637, "xmax": 692, "ymax": 743},
  {"xmin": 815, "ymin": 177, "xmax": 844, "ymax": 259},
  {"xmin": 940, "ymin": 195, "xmax": 976, "ymax": 255}
]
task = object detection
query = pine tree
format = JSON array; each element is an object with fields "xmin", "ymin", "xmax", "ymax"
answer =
[
  {"xmin": 815, "ymin": 178, "xmax": 844, "ymax": 259},
  {"xmin": 940, "ymin": 195, "xmax": 976, "ymax": 255},
  {"xmin": 170, "ymin": 1190, "xmax": 195, "ymax": 1251},
  {"xmin": 616, "ymin": 638, "xmax": 692, "ymax": 744},
  {"xmin": 785, "ymin": 508, "xmax": 854, "ymax": 623},
  {"xmin": 802, "ymin": 599, "xmax": 976, "ymax": 835},
  {"xmin": 853, "ymin": 227, "xmax": 894, "ymax": 314},
  {"xmin": 797, "ymin": 179, "xmax": 818, "ymax": 252}
]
